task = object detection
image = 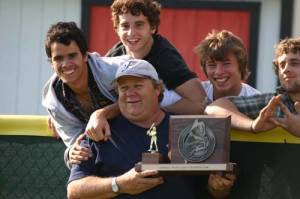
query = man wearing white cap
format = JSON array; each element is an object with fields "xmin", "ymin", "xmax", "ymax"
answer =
[{"xmin": 67, "ymin": 59, "xmax": 235, "ymax": 199}]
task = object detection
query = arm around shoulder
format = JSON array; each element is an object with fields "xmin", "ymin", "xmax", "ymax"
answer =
[
  {"xmin": 205, "ymin": 97, "xmax": 238, "ymax": 116},
  {"xmin": 205, "ymin": 97, "xmax": 253, "ymax": 131},
  {"xmin": 164, "ymin": 78, "xmax": 207, "ymax": 114}
]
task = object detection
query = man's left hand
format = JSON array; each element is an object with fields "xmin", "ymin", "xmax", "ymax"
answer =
[{"xmin": 208, "ymin": 171, "xmax": 236, "ymax": 198}]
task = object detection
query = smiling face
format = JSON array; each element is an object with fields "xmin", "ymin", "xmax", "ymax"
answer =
[
  {"xmin": 277, "ymin": 52, "xmax": 300, "ymax": 94},
  {"xmin": 205, "ymin": 53, "xmax": 242, "ymax": 99},
  {"xmin": 116, "ymin": 13, "xmax": 155, "ymax": 59},
  {"xmin": 117, "ymin": 76, "xmax": 161, "ymax": 123},
  {"xmin": 50, "ymin": 41, "xmax": 88, "ymax": 90}
]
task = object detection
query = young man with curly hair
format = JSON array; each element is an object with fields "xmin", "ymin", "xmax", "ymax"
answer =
[{"xmin": 106, "ymin": 0, "xmax": 207, "ymax": 114}]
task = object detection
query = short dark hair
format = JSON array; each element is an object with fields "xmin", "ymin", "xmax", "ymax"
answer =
[
  {"xmin": 111, "ymin": 0, "xmax": 161, "ymax": 34},
  {"xmin": 45, "ymin": 21, "xmax": 88, "ymax": 58},
  {"xmin": 273, "ymin": 37, "xmax": 300, "ymax": 75},
  {"xmin": 195, "ymin": 30, "xmax": 249, "ymax": 81}
]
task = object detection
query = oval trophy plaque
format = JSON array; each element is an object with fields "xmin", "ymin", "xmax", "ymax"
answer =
[{"xmin": 178, "ymin": 119, "xmax": 216, "ymax": 162}]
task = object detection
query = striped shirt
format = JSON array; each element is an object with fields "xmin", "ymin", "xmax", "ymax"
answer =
[{"xmin": 226, "ymin": 92, "xmax": 296, "ymax": 119}]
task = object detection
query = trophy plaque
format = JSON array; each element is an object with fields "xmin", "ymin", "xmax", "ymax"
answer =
[{"xmin": 135, "ymin": 115, "xmax": 235, "ymax": 174}]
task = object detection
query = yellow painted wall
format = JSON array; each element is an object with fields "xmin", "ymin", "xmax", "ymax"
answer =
[{"xmin": 1, "ymin": 115, "xmax": 300, "ymax": 144}]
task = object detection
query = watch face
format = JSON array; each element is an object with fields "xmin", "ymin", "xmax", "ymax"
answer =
[
  {"xmin": 112, "ymin": 177, "xmax": 119, "ymax": 192},
  {"xmin": 112, "ymin": 184, "xmax": 118, "ymax": 192}
]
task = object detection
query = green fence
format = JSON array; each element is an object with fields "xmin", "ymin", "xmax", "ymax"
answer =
[{"xmin": 0, "ymin": 136, "xmax": 68, "ymax": 199}]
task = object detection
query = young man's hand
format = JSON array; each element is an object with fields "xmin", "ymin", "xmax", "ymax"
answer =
[
  {"xmin": 270, "ymin": 101, "xmax": 300, "ymax": 137},
  {"xmin": 85, "ymin": 109, "xmax": 112, "ymax": 141},
  {"xmin": 85, "ymin": 103, "xmax": 120, "ymax": 142},
  {"xmin": 251, "ymin": 95, "xmax": 281, "ymax": 133},
  {"xmin": 69, "ymin": 134, "xmax": 92, "ymax": 164}
]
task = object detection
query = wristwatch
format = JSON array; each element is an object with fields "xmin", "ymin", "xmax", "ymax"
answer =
[{"xmin": 111, "ymin": 177, "xmax": 119, "ymax": 193}]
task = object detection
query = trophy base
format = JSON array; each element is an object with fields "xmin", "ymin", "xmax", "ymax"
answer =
[
  {"xmin": 135, "ymin": 162, "xmax": 236, "ymax": 175},
  {"xmin": 141, "ymin": 152, "xmax": 169, "ymax": 164}
]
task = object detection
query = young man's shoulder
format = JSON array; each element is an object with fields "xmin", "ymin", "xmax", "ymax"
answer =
[
  {"xmin": 240, "ymin": 83, "xmax": 261, "ymax": 96},
  {"xmin": 226, "ymin": 92, "xmax": 275, "ymax": 112},
  {"xmin": 42, "ymin": 74, "xmax": 61, "ymax": 109},
  {"xmin": 152, "ymin": 34, "xmax": 176, "ymax": 52},
  {"xmin": 105, "ymin": 41, "xmax": 125, "ymax": 57},
  {"xmin": 150, "ymin": 34, "xmax": 188, "ymax": 66},
  {"xmin": 88, "ymin": 52, "xmax": 130, "ymax": 67}
]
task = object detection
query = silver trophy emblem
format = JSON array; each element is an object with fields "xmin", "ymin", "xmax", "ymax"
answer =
[{"xmin": 178, "ymin": 119, "xmax": 216, "ymax": 162}]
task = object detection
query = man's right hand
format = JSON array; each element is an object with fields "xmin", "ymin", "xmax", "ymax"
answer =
[
  {"xmin": 116, "ymin": 168, "xmax": 163, "ymax": 195},
  {"xmin": 69, "ymin": 134, "xmax": 92, "ymax": 165}
]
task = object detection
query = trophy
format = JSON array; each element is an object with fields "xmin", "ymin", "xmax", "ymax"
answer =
[
  {"xmin": 139, "ymin": 123, "xmax": 168, "ymax": 164},
  {"xmin": 147, "ymin": 123, "xmax": 158, "ymax": 152},
  {"xmin": 135, "ymin": 116, "xmax": 235, "ymax": 174}
]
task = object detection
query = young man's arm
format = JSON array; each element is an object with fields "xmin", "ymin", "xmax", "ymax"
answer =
[
  {"xmin": 205, "ymin": 96, "xmax": 278, "ymax": 132},
  {"xmin": 164, "ymin": 78, "xmax": 208, "ymax": 114},
  {"xmin": 205, "ymin": 97, "xmax": 254, "ymax": 131}
]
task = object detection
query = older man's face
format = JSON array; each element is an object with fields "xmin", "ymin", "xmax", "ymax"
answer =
[
  {"xmin": 117, "ymin": 76, "xmax": 161, "ymax": 123},
  {"xmin": 277, "ymin": 51, "xmax": 300, "ymax": 94}
]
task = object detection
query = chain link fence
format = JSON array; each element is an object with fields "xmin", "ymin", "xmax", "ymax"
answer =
[{"xmin": 0, "ymin": 136, "xmax": 68, "ymax": 199}]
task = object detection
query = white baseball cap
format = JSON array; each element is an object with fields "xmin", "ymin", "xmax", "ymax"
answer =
[{"xmin": 114, "ymin": 59, "xmax": 159, "ymax": 81}]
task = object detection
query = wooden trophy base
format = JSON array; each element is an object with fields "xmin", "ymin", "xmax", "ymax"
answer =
[
  {"xmin": 141, "ymin": 152, "xmax": 169, "ymax": 163},
  {"xmin": 135, "ymin": 152, "xmax": 169, "ymax": 172}
]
